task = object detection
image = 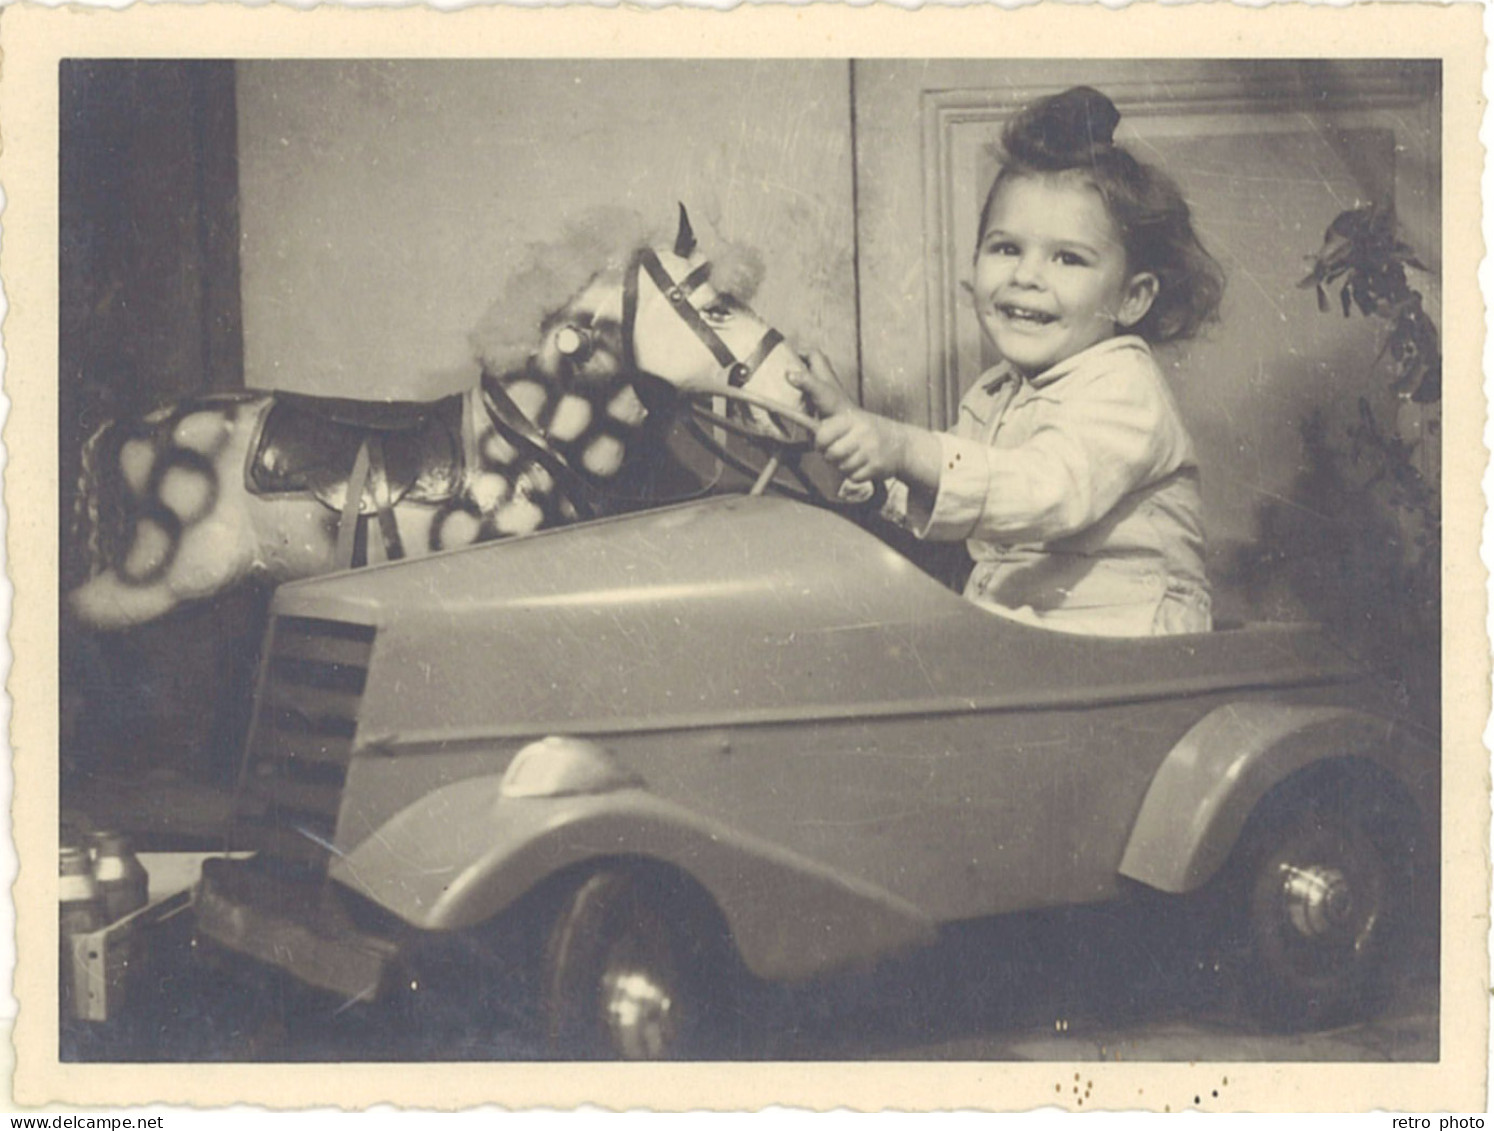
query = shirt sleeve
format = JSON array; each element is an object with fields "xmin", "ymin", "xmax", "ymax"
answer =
[{"xmin": 915, "ymin": 358, "xmax": 1192, "ymax": 544}]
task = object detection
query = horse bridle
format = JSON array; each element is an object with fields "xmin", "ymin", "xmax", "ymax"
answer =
[{"xmin": 616, "ymin": 246, "xmax": 786, "ymax": 391}]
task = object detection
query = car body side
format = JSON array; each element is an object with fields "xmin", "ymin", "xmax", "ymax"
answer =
[{"xmin": 221, "ymin": 497, "xmax": 1434, "ymax": 986}]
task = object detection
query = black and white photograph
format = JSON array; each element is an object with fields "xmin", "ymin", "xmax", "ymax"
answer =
[{"xmin": 6, "ymin": 2, "xmax": 1486, "ymax": 1113}]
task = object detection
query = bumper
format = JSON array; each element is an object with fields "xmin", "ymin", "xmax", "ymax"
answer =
[{"xmin": 194, "ymin": 856, "xmax": 404, "ymax": 1002}]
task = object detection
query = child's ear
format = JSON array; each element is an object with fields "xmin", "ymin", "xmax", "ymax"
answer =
[{"xmin": 1116, "ymin": 272, "xmax": 1160, "ymax": 329}]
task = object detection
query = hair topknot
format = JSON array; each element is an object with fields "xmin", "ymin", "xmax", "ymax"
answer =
[
  {"xmin": 979, "ymin": 85, "xmax": 1226, "ymax": 345},
  {"xmin": 1003, "ymin": 86, "xmax": 1121, "ymax": 169}
]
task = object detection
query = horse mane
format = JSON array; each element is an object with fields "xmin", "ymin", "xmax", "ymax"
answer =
[
  {"xmin": 706, "ymin": 241, "xmax": 765, "ymax": 310},
  {"xmin": 469, "ymin": 206, "xmax": 765, "ymax": 378}
]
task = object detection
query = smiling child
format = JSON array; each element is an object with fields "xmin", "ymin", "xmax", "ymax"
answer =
[{"xmin": 792, "ymin": 86, "xmax": 1225, "ymax": 636}]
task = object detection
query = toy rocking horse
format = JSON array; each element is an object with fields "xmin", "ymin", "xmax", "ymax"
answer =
[{"xmin": 69, "ymin": 206, "xmax": 811, "ymax": 631}]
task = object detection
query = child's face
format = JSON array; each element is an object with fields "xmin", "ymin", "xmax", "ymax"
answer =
[{"xmin": 972, "ymin": 173, "xmax": 1157, "ymax": 377}]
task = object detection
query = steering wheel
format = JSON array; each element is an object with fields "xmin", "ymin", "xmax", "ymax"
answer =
[{"xmin": 677, "ymin": 385, "xmax": 882, "ymax": 511}]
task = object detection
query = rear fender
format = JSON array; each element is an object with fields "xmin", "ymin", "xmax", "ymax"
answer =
[
  {"xmin": 1119, "ymin": 703, "xmax": 1435, "ymax": 894},
  {"xmin": 331, "ymin": 773, "xmax": 935, "ymax": 982}
]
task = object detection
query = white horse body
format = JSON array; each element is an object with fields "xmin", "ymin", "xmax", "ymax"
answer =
[{"xmin": 70, "ymin": 211, "xmax": 808, "ymax": 631}]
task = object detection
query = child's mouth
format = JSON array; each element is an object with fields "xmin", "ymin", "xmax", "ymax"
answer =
[{"xmin": 998, "ymin": 304, "xmax": 1057, "ymax": 326}]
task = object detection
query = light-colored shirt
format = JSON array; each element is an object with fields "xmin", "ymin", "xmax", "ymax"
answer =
[{"xmin": 895, "ymin": 335, "xmax": 1211, "ymax": 636}]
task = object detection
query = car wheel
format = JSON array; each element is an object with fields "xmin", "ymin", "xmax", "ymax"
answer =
[
  {"xmin": 540, "ymin": 866, "xmax": 731, "ymax": 1060},
  {"xmin": 1229, "ymin": 792, "xmax": 1409, "ymax": 1030}
]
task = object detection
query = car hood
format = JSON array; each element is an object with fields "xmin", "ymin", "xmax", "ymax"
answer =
[{"xmin": 271, "ymin": 496, "xmax": 1361, "ymax": 749}]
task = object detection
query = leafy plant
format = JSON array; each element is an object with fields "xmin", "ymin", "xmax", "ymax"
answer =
[
  {"xmin": 1225, "ymin": 203, "xmax": 1440, "ymax": 730},
  {"xmin": 1299, "ymin": 203, "xmax": 1441, "ymax": 404}
]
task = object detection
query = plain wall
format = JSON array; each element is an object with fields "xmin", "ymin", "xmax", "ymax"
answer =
[{"xmin": 236, "ymin": 60, "xmax": 858, "ymax": 401}]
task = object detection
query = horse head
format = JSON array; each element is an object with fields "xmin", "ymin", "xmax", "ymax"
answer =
[
  {"xmin": 500, "ymin": 206, "xmax": 808, "ymax": 452},
  {"xmin": 627, "ymin": 205, "xmax": 806, "ymax": 408}
]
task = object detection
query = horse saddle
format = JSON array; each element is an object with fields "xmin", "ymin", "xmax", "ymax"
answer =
[{"xmin": 247, "ymin": 391, "xmax": 466, "ymax": 514}]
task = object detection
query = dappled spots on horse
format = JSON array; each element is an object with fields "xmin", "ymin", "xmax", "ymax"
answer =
[
  {"xmin": 73, "ymin": 394, "xmax": 256, "ymax": 594},
  {"xmin": 71, "ymin": 363, "xmax": 636, "ymax": 621}
]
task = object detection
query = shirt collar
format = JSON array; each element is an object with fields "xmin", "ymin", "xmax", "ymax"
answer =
[{"xmin": 980, "ymin": 335, "xmax": 1147, "ymax": 394}]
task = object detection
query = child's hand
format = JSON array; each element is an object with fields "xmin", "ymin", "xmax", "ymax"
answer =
[{"xmin": 789, "ymin": 352, "xmax": 908, "ymax": 484}]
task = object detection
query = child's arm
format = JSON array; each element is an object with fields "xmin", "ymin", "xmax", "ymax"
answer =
[
  {"xmin": 789, "ymin": 353, "xmax": 943, "ymax": 501},
  {"xmin": 914, "ymin": 359, "xmax": 1190, "ymax": 546}
]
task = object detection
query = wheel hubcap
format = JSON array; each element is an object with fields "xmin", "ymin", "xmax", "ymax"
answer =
[
  {"xmin": 1241, "ymin": 810, "xmax": 1402, "ymax": 1023},
  {"xmin": 601, "ymin": 964, "xmax": 678, "ymax": 1059},
  {"xmin": 1281, "ymin": 863, "xmax": 1355, "ymax": 938}
]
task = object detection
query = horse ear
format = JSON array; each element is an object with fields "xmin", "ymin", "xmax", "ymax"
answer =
[{"xmin": 673, "ymin": 202, "xmax": 697, "ymax": 258}]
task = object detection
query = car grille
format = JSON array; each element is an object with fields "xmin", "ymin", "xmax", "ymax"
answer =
[{"xmin": 236, "ymin": 614, "xmax": 376, "ymax": 874}]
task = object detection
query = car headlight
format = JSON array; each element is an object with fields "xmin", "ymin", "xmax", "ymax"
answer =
[{"xmin": 499, "ymin": 736, "xmax": 643, "ymax": 800}]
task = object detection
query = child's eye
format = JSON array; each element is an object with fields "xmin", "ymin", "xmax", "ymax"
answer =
[
  {"xmin": 1056, "ymin": 251, "xmax": 1091, "ymax": 267},
  {"xmin": 983, "ymin": 240, "xmax": 1020, "ymax": 257}
]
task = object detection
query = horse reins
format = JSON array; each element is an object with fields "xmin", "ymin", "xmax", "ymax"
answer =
[{"xmin": 479, "ymin": 379, "xmax": 600, "ymax": 522}]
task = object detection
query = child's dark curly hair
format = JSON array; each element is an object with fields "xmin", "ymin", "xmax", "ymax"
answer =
[{"xmin": 978, "ymin": 86, "xmax": 1225, "ymax": 345}]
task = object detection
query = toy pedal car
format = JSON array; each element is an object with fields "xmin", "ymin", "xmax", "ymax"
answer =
[{"xmin": 192, "ymin": 388, "xmax": 1438, "ymax": 1059}]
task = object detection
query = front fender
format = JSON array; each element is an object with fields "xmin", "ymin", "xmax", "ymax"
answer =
[
  {"xmin": 330, "ymin": 774, "xmax": 935, "ymax": 982},
  {"xmin": 1119, "ymin": 703, "xmax": 1435, "ymax": 894}
]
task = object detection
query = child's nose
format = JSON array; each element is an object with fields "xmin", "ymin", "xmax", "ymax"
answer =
[{"xmin": 1011, "ymin": 251, "xmax": 1044, "ymax": 287}]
